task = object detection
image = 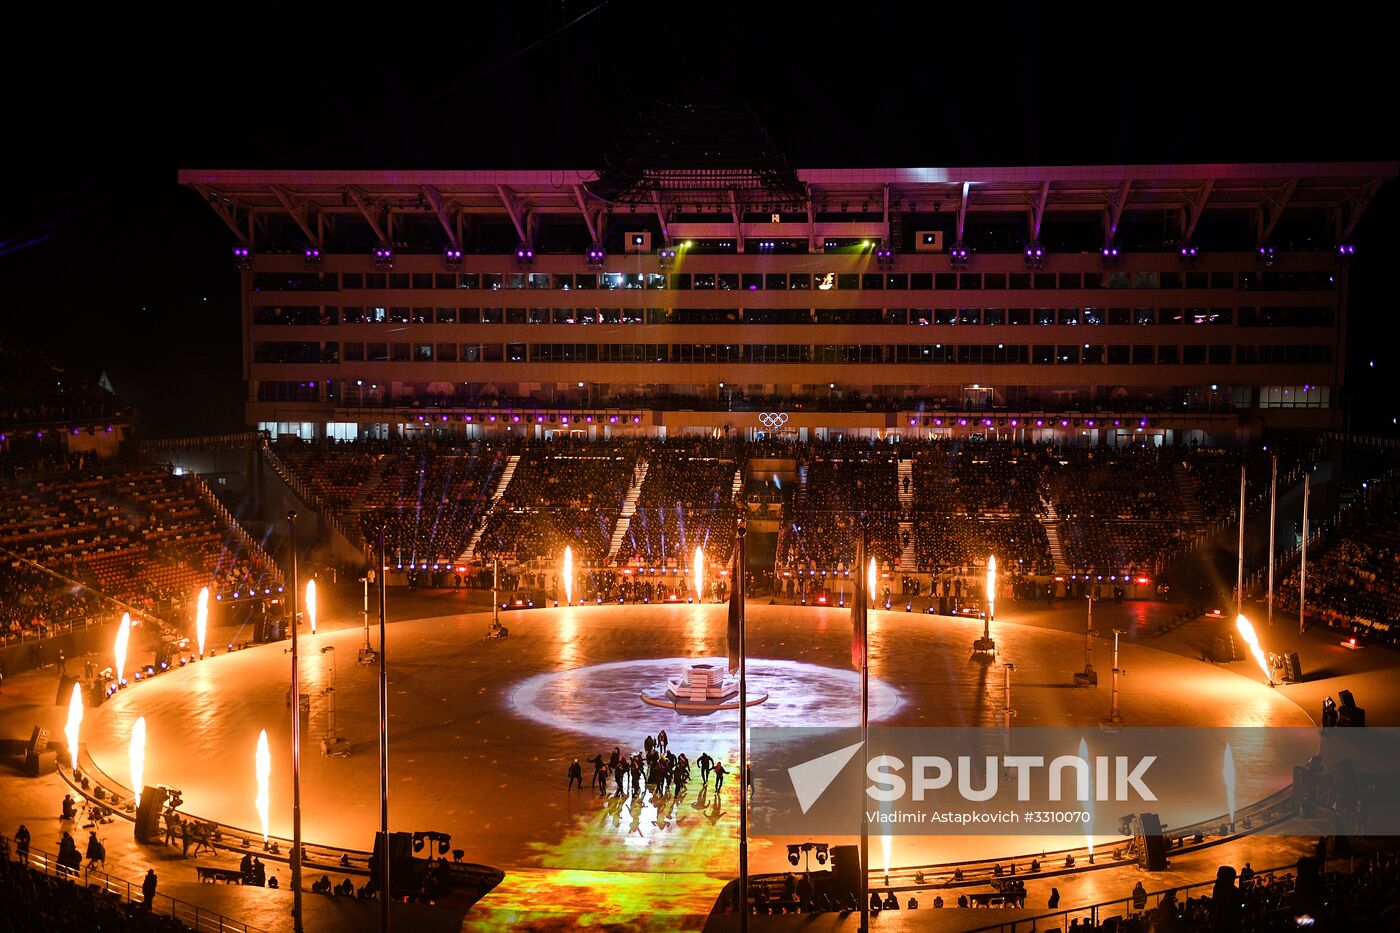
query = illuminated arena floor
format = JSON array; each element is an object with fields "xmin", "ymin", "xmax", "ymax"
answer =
[{"xmin": 80, "ymin": 602, "xmax": 1314, "ymax": 927}]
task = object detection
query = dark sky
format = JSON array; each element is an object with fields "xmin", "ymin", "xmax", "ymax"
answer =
[{"xmin": 1, "ymin": 4, "xmax": 1396, "ymax": 426}]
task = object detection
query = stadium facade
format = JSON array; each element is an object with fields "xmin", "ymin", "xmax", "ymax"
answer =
[{"xmin": 180, "ymin": 160, "xmax": 1395, "ymax": 447}]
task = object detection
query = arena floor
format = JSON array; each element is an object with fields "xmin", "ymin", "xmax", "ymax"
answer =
[{"xmin": 75, "ymin": 598, "xmax": 1314, "ymax": 927}]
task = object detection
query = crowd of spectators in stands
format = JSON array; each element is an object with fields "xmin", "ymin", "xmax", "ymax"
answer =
[
  {"xmin": 911, "ymin": 444, "xmax": 1052, "ymax": 574},
  {"xmin": 477, "ymin": 443, "xmax": 638, "ymax": 563},
  {"xmin": 0, "ymin": 342, "xmax": 129, "ymax": 429},
  {"xmin": 1, "ymin": 836, "xmax": 191, "ymax": 932},
  {"xmin": 1046, "ymin": 447, "xmax": 1193, "ymax": 575},
  {"xmin": 746, "ymin": 844, "xmax": 1400, "ymax": 930},
  {"xmin": 0, "ymin": 458, "xmax": 277, "ymax": 642},
  {"xmin": 358, "ymin": 446, "xmax": 504, "ymax": 566},
  {"xmin": 1278, "ymin": 475, "xmax": 1400, "ymax": 647},
  {"xmin": 780, "ymin": 449, "xmax": 901, "ymax": 570},
  {"xmin": 624, "ymin": 442, "xmax": 739, "ymax": 566}
]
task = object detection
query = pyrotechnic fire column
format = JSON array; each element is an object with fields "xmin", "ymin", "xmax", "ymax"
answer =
[{"xmin": 287, "ymin": 511, "xmax": 304, "ymax": 933}]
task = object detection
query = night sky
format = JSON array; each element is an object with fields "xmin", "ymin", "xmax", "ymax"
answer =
[{"xmin": 2, "ymin": 6, "xmax": 1395, "ymax": 432}]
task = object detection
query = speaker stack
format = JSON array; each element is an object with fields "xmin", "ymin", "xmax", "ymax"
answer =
[
  {"xmin": 1133, "ymin": 812, "xmax": 1170, "ymax": 871},
  {"xmin": 1337, "ymin": 690, "xmax": 1366, "ymax": 727},
  {"xmin": 828, "ymin": 844, "xmax": 862, "ymax": 903},
  {"xmin": 134, "ymin": 786, "xmax": 170, "ymax": 843}
]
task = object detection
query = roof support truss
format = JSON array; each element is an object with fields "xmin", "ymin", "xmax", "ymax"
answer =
[
  {"xmin": 419, "ymin": 184, "xmax": 458, "ymax": 248},
  {"xmin": 572, "ymin": 185, "xmax": 600, "ymax": 245},
  {"xmin": 271, "ymin": 185, "xmax": 319, "ymax": 246},
  {"xmin": 1256, "ymin": 177, "xmax": 1299, "ymax": 243},
  {"xmin": 346, "ymin": 186, "xmax": 390, "ymax": 245},
  {"xmin": 1336, "ymin": 176, "xmax": 1385, "ymax": 242},
  {"xmin": 956, "ymin": 182, "xmax": 971, "ymax": 242},
  {"xmin": 1181, "ymin": 179, "xmax": 1215, "ymax": 242},
  {"xmin": 496, "ymin": 184, "xmax": 529, "ymax": 246},
  {"xmin": 191, "ymin": 184, "xmax": 255, "ymax": 245},
  {"xmin": 1104, "ymin": 179, "xmax": 1133, "ymax": 244},
  {"xmin": 729, "ymin": 190, "xmax": 743, "ymax": 253},
  {"xmin": 650, "ymin": 191, "xmax": 671, "ymax": 243},
  {"xmin": 1029, "ymin": 180, "xmax": 1051, "ymax": 241}
]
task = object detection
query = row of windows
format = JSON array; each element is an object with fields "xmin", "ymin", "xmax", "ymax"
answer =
[
  {"xmin": 260, "ymin": 341, "xmax": 1335, "ymax": 367},
  {"xmin": 254, "ymin": 269, "xmax": 1338, "ymax": 293},
  {"xmin": 255, "ymin": 305, "xmax": 1336, "ymax": 328}
]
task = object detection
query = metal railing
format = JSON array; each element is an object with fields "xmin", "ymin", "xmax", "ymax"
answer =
[
  {"xmin": 959, "ymin": 861, "xmax": 1298, "ymax": 932},
  {"xmin": 0, "ymin": 833, "xmax": 270, "ymax": 933}
]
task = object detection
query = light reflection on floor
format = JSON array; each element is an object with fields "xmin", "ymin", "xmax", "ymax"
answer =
[
  {"xmin": 81, "ymin": 603, "xmax": 1315, "ymax": 931},
  {"xmin": 510, "ymin": 657, "xmax": 901, "ymax": 747}
]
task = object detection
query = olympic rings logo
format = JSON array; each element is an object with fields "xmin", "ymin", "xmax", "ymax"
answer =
[{"xmin": 758, "ymin": 412, "xmax": 789, "ymax": 429}]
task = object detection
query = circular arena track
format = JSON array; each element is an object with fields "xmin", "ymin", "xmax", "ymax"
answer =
[{"xmin": 83, "ymin": 603, "xmax": 1314, "ymax": 882}]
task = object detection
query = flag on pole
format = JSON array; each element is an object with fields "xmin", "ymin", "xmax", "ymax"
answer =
[
  {"xmin": 851, "ymin": 534, "xmax": 868, "ymax": 670},
  {"xmin": 727, "ymin": 533, "xmax": 746, "ymax": 674}
]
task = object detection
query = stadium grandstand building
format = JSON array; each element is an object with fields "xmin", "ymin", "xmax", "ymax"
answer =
[{"xmin": 181, "ymin": 122, "xmax": 1394, "ymax": 446}]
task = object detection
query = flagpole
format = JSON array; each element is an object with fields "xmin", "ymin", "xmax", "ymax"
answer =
[
  {"xmin": 1236, "ymin": 464, "xmax": 1246, "ymax": 618},
  {"xmin": 858, "ymin": 530, "xmax": 869, "ymax": 931},
  {"xmin": 736, "ymin": 520, "xmax": 748, "ymax": 933},
  {"xmin": 1267, "ymin": 454, "xmax": 1277, "ymax": 628}
]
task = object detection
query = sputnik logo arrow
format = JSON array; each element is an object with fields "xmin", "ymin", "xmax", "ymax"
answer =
[{"xmin": 788, "ymin": 741, "xmax": 865, "ymax": 814}]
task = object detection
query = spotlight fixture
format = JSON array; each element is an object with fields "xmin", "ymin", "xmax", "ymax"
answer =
[
  {"xmin": 1024, "ymin": 240, "xmax": 1045, "ymax": 269},
  {"xmin": 875, "ymin": 246, "xmax": 895, "ymax": 269},
  {"xmin": 444, "ymin": 246, "xmax": 463, "ymax": 266},
  {"xmin": 1336, "ymin": 243, "xmax": 1356, "ymax": 262},
  {"xmin": 658, "ymin": 246, "xmax": 678, "ymax": 268},
  {"xmin": 1256, "ymin": 243, "xmax": 1276, "ymax": 266},
  {"xmin": 1100, "ymin": 244, "xmax": 1121, "ymax": 264},
  {"xmin": 1176, "ymin": 241, "xmax": 1200, "ymax": 262},
  {"xmin": 232, "ymin": 245, "xmax": 252, "ymax": 270},
  {"xmin": 515, "ymin": 245, "xmax": 534, "ymax": 265},
  {"xmin": 587, "ymin": 246, "xmax": 606, "ymax": 267},
  {"xmin": 373, "ymin": 245, "xmax": 394, "ymax": 269},
  {"xmin": 950, "ymin": 240, "xmax": 970, "ymax": 267},
  {"xmin": 303, "ymin": 246, "xmax": 322, "ymax": 267}
]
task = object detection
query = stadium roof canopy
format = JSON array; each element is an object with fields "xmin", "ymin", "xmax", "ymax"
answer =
[{"xmin": 179, "ymin": 161, "xmax": 1397, "ymax": 248}]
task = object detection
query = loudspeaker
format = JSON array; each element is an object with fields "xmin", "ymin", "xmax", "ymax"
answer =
[
  {"xmin": 1281, "ymin": 652, "xmax": 1303, "ymax": 683},
  {"xmin": 134, "ymin": 786, "xmax": 169, "ymax": 843},
  {"xmin": 55, "ymin": 675, "xmax": 79, "ymax": 706},
  {"xmin": 24, "ymin": 750, "xmax": 56, "ymax": 777},
  {"xmin": 829, "ymin": 845, "xmax": 861, "ymax": 902},
  {"xmin": 1338, "ymin": 704, "xmax": 1366, "ymax": 727},
  {"xmin": 1135, "ymin": 812, "xmax": 1169, "ymax": 871},
  {"xmin": 1338, "ymin": 689, "xmax": 1356, "ymax": 709},
  {"xmin": 27, "ymin": 726, "xmax": 49, "ymax": 758}
]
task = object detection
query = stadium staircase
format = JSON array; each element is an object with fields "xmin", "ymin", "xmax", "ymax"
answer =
[
  {"xmin": 262, "ymin": 446, "xmax": 365, "ymax": 558},
  {"xmin": 461, "ymin": 454, "xmax": 520, "ymax": 562},
  {"xmin": 1172, "ymin": 461, "xmax": 1206, "ymax": 525},
  {"xmin": 608, "ymin": 459, "xmax": 650, "ymax": 559},
  {"xmin": 730, "ymin": 460, "xmax": 745, "ymax": 502},
  {"xmin": 895, "ymin": 459, "xmax": 916, "ymax": 570},
  {"xmin": 796, "ymin": 462, "xmax": 809, "ymax": 504},
  {"xmin": 1039, "ymin": 495, "xmax": 1071, "ymax": 575},
  {"xmin": 189, "ymin": 472, "xmax": 286, "ymax": 588}
]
